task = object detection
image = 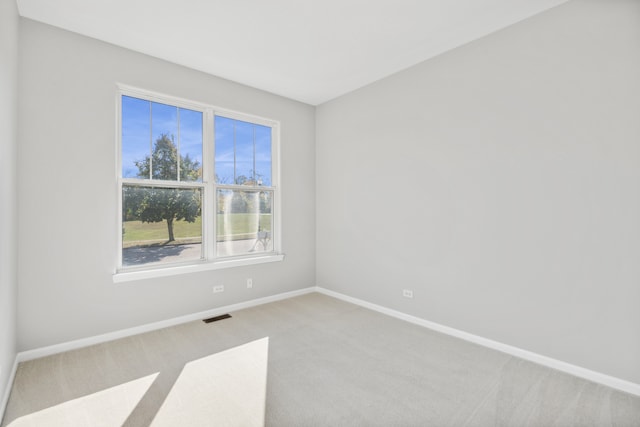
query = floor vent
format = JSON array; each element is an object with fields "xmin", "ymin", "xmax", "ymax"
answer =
[{"xmin": 203, "ymin": 313, "xmax": 232, "ymax": 324}]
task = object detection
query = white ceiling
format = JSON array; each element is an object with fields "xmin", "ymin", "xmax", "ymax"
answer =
[{"xmin": 16, "ymin": 0, "xmax": 568, "ymax": 105}]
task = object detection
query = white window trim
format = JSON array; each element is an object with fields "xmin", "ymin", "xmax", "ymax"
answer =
[{"xmin": 114, "ymin": 84, "xmax": 283, "ymax": 283}]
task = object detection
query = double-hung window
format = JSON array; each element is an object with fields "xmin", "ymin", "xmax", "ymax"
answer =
[{"xmin": 116, "ymin": 86, "xmax": 281, "ymax": 280}]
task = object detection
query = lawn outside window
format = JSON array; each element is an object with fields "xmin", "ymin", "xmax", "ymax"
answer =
[{"xmin": 115, "ymin": 85, "xmax": 282, "ymax": 282}]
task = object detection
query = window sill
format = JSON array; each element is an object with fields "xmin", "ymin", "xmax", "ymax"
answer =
[{"xmin": 113, "ymin": 254, "xmax": 285, "ymax": 283}]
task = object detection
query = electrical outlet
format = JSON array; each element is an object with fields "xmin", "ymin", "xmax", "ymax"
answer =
[
  {"xmin": 213, "ymin": 285, "xmax": 224, "ymax": 293},
  {"xmin": 402, "ymin": 289, "xmax": 413, "ymax": 298},
  {"xmin": 247, "ymin": 278, "xmax": 253, "ymax": 289}
]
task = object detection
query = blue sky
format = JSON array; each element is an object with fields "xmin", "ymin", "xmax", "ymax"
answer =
[
  {"xmin": 122, "ymin": 95, "xmax": 272, "ymax": 186},
  {"xmin": 214, "ymin": 116, "xmax": 272, "ymax": 186},
  {"xmin": 121, "ymin": 96, "xmax": 203, "ymax": 180}
]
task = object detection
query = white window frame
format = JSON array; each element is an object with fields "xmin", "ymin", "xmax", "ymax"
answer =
[{"xmin": 114, "ymin": 85, "xmax": 283, "ymax": 283}]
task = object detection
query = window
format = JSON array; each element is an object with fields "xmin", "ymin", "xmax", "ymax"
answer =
[
  {"xmin": 214, "ymin": 116, "xmax": 274, "ymax": 257},
  {"xmin": 117, "ymin": 86, "xmax": 281, "ymax": 278}
]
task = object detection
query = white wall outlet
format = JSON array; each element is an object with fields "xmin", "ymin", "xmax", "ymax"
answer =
[
  {"xmin": 213, "ymin": 285, "xmax": 224, "ymax": 293},
  {"xmin": 247, "ymin": 278, "xmax": 253, "ymax": 289},
  {"xmin": 402, "ymin": 289, "xmax": 414, "ymax": 298}
]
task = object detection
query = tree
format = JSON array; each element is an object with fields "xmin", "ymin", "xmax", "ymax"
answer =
[{"xmin": 126, "ymin": 134, "xmax": 202, "ymax": 242}]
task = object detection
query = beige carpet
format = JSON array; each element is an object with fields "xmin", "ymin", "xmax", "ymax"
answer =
[{"xmin": 3, "ymin": 292, "xmax": 640, "ymax": 426}]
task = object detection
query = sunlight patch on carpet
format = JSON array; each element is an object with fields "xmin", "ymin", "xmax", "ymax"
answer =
[
  {"xmin": 7, "ymin": 373, "xmax": 158, "ymax": 427},
  {"xmin": 151, "ymin": 337, "xmax": 269, "ymax": 427}
]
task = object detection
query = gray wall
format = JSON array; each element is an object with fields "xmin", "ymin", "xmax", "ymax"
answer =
[
  {"xmin": 0, "ymin": 0, "xmax": 19, "ymax": 405},
  {"xmin": 317, "ymin": 0, "xmax": 640, "ymax": 384},
  {"xmin": 17, "ymin": 19, "xmax": 315, "ymax": 351}
]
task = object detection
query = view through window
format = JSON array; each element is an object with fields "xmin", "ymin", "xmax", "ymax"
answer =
[
  {"xmin": 214, "ymin": 116, "xmax": 273, "ymax": 257},
  {"xmin": 118, "ymin": 90, "xmax": 278, "ymax": 271}
]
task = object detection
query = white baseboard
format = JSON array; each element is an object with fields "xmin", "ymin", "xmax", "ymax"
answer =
[
  {"xmin": 0, "ymin": 356, "xmax": 19, "ymax": 424},
  {"xmin": 315, "ymin": 287, "xmax": 640, "ymax": 397},
  {"xmin": 16, "ymin": 287, "xmax": 316, "ymax": 363}
]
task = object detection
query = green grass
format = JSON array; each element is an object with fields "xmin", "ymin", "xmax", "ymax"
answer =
[
  {"xmin": 217, "ymin": 213, "xmax": 271, "ymax": 237},
  {"xmin": 123, "ymin": 214, "xmax": 271, "ymax": 247}
]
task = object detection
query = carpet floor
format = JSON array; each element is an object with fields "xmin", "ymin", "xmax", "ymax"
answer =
[{"xmin": 2, "ymin": 292, "xmax": 640, "ymax": 426}]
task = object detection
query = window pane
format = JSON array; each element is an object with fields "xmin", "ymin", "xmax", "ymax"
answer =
[
  {"xmin": 254, "ymin": 124, "xmax": 272, "ymax": 186},
  {"xmin": 234, "ymin": 120, "xmax": 254, "ymax": 185},
  {"xmin": 151, "ymin": 102, "xmax": 178, "ymax": 181},
  {"xmin": 216, "ymin": 189, "xmax": 273, "ymax": 257},
  {"xmin": 214, "ymin": 116, "xmax": 235, "ymax": 184},
  {"xmin": 122, "ymin": 185, "xmax": 203, "ymax": 267},
  {"xmin": 179, "ymin": 108, "xmax": 203, "ymax": 182},
  {"xmin": 122, "ymin": 96, "xmax": 150, "ymax": 179},
  {"xmin": 214, "ymin": 116, "xmax": 273, "ymax": 186}
]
